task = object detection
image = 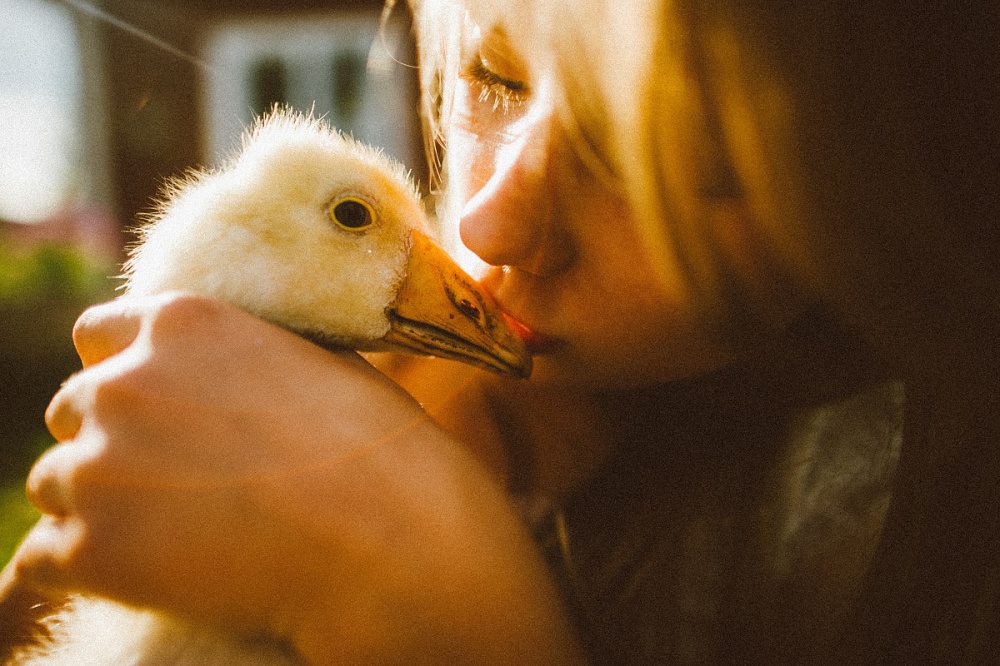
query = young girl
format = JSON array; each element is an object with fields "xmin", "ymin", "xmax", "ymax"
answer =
[{"xmin": 4, "ymin": 0, "xmax": 998, "ymax": 663}]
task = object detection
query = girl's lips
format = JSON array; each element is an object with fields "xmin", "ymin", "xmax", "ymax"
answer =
[
  {"xmin": 501, "ymin": 312, "xmax": 558, "ymax": 354},
  {"xmin": 480, "ymin": 269, "xmax": 560, "ymax": 354}
]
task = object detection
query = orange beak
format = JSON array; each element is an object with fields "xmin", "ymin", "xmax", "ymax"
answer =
[{"xmin": 383, "ymin": 231, "xmax": 532, "ymax": 378}]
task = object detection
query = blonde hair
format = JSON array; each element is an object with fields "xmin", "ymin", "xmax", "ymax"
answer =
[{"xmin": 410, "ymin": 0, "xmax": 817, "ymax": 346}]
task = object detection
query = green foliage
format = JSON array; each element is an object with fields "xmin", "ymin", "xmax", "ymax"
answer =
[
  {"xmin": 0, "ymin": 434, "xmax": 52, "ymax": 567},
  {"xmin": 0, "ymin": 241, "xmax": 114, "ymax": 377},
  {"xmin": 0, "ymin": 243, "xmax": 114, "ymax": 508},
  {"xmin": 0, "ymin": 480, "xmax": 41, "ymax": 569},
  {"xmin": 0, "ymin": 243, "xmax": 114, "ymax": 307}
]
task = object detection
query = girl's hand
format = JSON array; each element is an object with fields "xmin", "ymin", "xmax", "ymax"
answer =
[{"xmin": 11, "ymin": 292, "xmax": 582, "ymax": 664}]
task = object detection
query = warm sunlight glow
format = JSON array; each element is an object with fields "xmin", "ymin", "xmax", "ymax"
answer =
[{"xmin": 0, "ymin": 0, "xmax": 82, "ymax": 224}]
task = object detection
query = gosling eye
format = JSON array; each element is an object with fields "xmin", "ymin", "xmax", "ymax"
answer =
[{"xmin": 329, "ymin": 197, "xmax": 375, "ymax": 231}]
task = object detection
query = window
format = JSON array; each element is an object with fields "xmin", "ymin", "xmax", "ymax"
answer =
[
  {"xmin": 0, "ymin": 0, "xmax": 86, "ymax": 224},
  {"xmin": 201, "ymin": 11, "xmax": 418, "ymax": 170}
]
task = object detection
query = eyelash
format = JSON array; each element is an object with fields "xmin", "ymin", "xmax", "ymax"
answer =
[{"xmin": 464, "ymin": 55, "xmax": 529, "ymax": 113}]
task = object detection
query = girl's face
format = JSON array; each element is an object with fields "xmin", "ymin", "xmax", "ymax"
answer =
[{"xmin": 447, "ymin": 23, "xmax": 735, "ymax": 388}]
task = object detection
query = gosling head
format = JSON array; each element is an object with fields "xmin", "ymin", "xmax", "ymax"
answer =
[{"xmin": 121, "ymin": 109, "xmax": 531, "ymax": 378}]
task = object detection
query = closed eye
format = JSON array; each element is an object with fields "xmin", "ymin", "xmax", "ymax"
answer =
[{"xmin": 463, "ymin": 53, "xmax": 529, "ymax": 113}]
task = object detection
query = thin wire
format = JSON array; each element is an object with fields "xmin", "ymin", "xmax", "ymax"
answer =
[
  {"xmin": 368, "ymin": 0, "xmax": 418, "ymax": 73},
  {"xmin": 58, "ymin": 0, "xmax": 218, "ymax": 75}
]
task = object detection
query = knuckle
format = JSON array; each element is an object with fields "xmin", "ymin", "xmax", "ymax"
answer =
[
  {"xmin": 25, "ymin": 463, "xmax": 66, "ymax": 516},
  {"xmin": 72, "ymin": 300, "xmax": 142, "ymax": 367},
  {"xmin": 45, "ymin": 374, "xmax": 88, "ymax": 441},
  {"xmin": 89, "ymin": 373, "xmax": 137, "ymax": 415},
  {"xmin": 45, "ymin": 364, "xmax": 146, "ymax": 442},
  {"xmin": 14, "ymin": 514, "xmax": 92, "ymax": 595},
  {"xmin": 146, "ymin": 291, "xmax": 227, "ymax": 339},
  {"xmin": 86, "ymin": 363, "xmax": 156, "ymax": 426},
  {"xmin": 44, "ymin": 398, "xmax": 74, "ymax": 442},
  {"xmin": 71, "ymin": 301, "xmax": 118, "ymax": 346},
  {"xmin": 26, "ymin": 443, "xmax": 93, "ymax": 516}
]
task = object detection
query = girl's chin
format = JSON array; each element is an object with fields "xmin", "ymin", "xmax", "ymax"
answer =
[
  {"xmin": 524, "ymin": 346, "xmax": 738, "ymax": 391},
  {"xmin": 520, "ymin": 353, "xmax": 627, "ymax": 390}
]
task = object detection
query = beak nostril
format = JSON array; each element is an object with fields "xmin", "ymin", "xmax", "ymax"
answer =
[{"xmin": 457, "ymin": 298, "xmax": 481, "ymax": 321}]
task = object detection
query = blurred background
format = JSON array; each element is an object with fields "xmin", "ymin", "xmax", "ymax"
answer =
[{"xmin": 0, "ymin": 0, "xmax": 423, "ymax": 565}]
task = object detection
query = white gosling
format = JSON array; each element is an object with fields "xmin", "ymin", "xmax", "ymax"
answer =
[
  {"xmin": 10, "ymin": 109, "xmax": 530, "ymax": 666},
  {"xmin": 122, "ymin": 109, "xmax": 530, "ymax": 377}
]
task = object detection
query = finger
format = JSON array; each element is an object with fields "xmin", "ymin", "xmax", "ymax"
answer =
[
  {"xmin": 25, "ymin": 441, "xmax": 89, "ymax": 517},
  {"xmin": 44, "ymin": 375, "xmax": 86, "ymax": 442},
  {"xmin": 11, "ymin": 515, "xmax": 87, "ymax": 595},
  {"xmin": 72, "ymin": 300, "xmax": 143, "ymax": 368}
]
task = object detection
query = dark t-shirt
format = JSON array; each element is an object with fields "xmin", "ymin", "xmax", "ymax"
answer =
[{"xmin": 530, "ymin": 376, "xmax": 903, "ymax": 664}]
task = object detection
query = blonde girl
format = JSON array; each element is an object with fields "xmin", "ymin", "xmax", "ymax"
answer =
[{"xmin": 3, "ymin": 0, "xmax": 998, "ymax": 663}]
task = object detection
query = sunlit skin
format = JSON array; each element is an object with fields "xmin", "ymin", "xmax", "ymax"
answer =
[
  {"xmin": 12, "ymin": 294, "xmax": 585, "ymax": 665},
  {"xmin": 0, "ymin": 0, "xmax": 989, "ymax": 659},
  {"xmin": 449, "ymin": 28, "xmax": 735, "ymax": 388},
  {"xmin": 1, "ymin": 8, "xmax": 811, "ymax": 666}
]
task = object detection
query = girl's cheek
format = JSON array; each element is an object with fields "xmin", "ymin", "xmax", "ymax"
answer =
[
  {"xmin": 449, "ymin": 127, "xmax": 494, "ymax": 204},
  {"xmin": 448, "ymin": 92, "xmax": 493, "ymax": 201},
  {"xmin": 451, "ymin": 80, "xmax": 538, "ymax": 194}
]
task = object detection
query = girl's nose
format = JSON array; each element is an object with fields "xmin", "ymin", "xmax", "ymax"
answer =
[{"xmin": 459, "ymin": 113, "xmax": 576, "ymax": 276}]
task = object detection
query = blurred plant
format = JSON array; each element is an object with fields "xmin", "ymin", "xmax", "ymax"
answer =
[
  {"xmin": 0, "ymin": 242, "xmax": 116, "ymax": 480},
  {"xmin": 0, "ymin": 242, "xmax": 115, "ymax": 307},
  {"xmin": 0, "ymin": 434, "xmax": 46, "ymax": 567},
  {"xmin": 0, "ymin": 481, "xmax": 40, "ymax": 568}
]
